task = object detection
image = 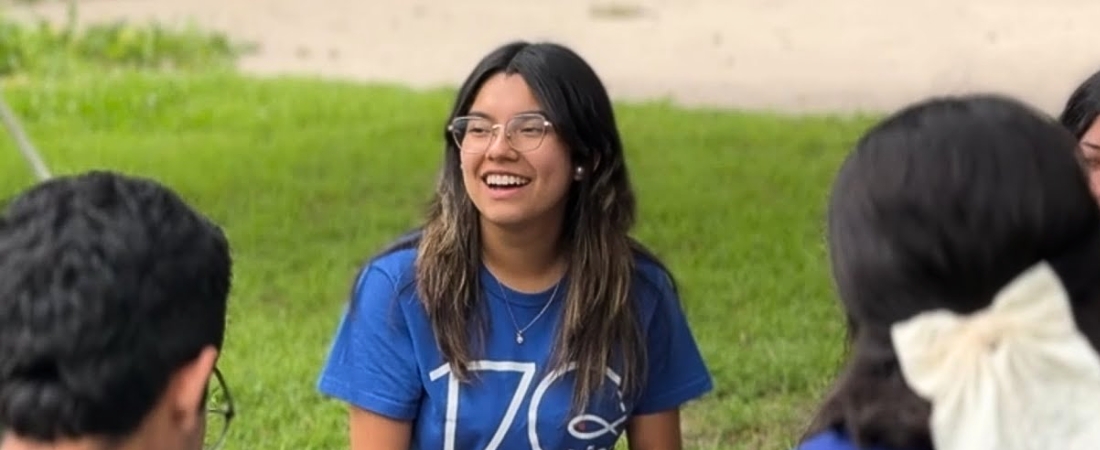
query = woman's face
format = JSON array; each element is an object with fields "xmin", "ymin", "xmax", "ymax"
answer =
[
  {"xmin": 455, "ymin": 73, "xmax": 575, "ymax": 230},
  {"xmin": 1079, "ymin": 117, "xmax": 1100, "ymax": 203}
]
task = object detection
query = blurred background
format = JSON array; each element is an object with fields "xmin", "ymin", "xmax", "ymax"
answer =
[{"xmin": 5, "ymin": 0, "xmax": 1098, "ymax": 114}]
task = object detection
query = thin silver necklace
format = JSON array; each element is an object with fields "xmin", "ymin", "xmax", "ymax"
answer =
[{"xmin": 495, "ymin": 278, "xmax": 561, "ymax": 344}]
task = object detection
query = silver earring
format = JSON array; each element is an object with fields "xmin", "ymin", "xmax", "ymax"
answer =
[{"xmin": 574, "ymin": 166, "xmax": 584, "ymax": 180}]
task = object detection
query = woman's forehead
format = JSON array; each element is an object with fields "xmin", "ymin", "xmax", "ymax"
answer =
[{"xmin": 468, "ymin": 74, "xmax": 543, "ymax": 119}]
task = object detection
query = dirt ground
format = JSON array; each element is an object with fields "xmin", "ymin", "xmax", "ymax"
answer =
[{"xmin": 7, "ymin": 0, "xmax": 1100, "ymax": 115}]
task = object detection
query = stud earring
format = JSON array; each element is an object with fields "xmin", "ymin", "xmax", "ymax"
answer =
[{"xmin": 574, "ymin": 166, "xmax": 584, "ymax": 180}]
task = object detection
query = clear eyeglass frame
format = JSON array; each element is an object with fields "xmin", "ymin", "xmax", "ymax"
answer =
[{"xmin": 447, "ymin": 113, "xmax": 554, "ymax": 153}]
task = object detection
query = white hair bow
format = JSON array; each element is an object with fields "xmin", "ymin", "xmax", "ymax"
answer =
[{"xmin": 891, "ymin": 262, "xmax": 1100, "ymax": 450}]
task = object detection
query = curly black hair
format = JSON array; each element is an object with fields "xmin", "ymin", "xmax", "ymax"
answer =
[{"xmin": 0, "ymin": 170, "xmax": 232, "ymax": 441}]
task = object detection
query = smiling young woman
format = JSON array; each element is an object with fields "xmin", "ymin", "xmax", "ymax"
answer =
[{"xmin": 315, "ymin": 41, "xmax": 714, "ymax": 450}]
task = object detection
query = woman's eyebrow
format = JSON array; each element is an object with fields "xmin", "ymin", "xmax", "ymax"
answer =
[{"xmin": 465, "ymin": 110, "xmax": 547, "ymax": 120}]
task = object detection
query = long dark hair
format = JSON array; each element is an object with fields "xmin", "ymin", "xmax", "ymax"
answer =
[
  {"xmin": 404, "ymin": 41, "xmax": 669, "ymax": 411},
  {"xmin": 1059, "ymin": 68, "xmax": 1100, "ymax": 139},
  {"xmin": 804, "ymin": 94, "xmax": 1100, "ymax": 448}
]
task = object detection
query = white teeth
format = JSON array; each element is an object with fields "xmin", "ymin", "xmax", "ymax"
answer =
[{"xmin": 484, "ymin": 174, "xmax": 531, "ymax": 187}]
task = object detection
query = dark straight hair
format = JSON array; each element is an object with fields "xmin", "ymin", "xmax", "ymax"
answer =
[
  {"xmin": 804, "ymin": 94, "xmax": 1100, "ymax": 449},
  {"xmin": 1059, "ymin": 68, "xmax": 1100, "ymax": 139}
]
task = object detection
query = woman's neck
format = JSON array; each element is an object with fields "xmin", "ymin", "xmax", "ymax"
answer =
[{"xmin": 480, "ymin": 219, "xmax": 568, "ymax": 293}]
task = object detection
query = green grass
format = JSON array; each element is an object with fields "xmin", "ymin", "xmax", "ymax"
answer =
[
  {"xmin": 0, "ymin": 3, "xmax": 245, "ymax": 77},
  {"xmin": 0, "ymin": 70, "xmax": 879, "ymax": 449}
]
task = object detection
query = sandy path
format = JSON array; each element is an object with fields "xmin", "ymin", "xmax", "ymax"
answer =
[{"xmin": 7, "ymin": 0, "xmax": 1100, "ymax": 115}]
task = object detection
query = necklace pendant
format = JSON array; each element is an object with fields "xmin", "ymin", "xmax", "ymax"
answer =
[{"xmin": 516, "ymin": 333, "xmax": 525, "ymax": 344}]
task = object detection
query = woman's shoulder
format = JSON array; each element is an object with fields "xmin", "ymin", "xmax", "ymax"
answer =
[
  {"xmin": 629, "ymin": 244, "xmax": 679, "ymax": 305},
  {"xmin": 351, "ymin": 246, "xmax": 418, "ymax": 304},
  {"xmin": 365, "ymin": 246, "xmax": 417, "ymax": 279},
  {"xmin": 357, "ymin": 228, "xmax": 422, "ymax": 284},
  {"xmin": 626, "ymin": 246, "xmax": 688, "ymax": 328}
]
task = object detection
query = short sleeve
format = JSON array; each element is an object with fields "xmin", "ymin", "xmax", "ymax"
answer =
[
  {"xmin": 316, "ymin": 265, "xmax": 422, "ymax": 420},
  {"xmin": 632, "ymin": 270, "xmax": 714, "ymax": 415}
]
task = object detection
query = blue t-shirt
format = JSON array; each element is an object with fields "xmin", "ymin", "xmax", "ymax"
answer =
[
  {"xmin": 797, "ymin": 429, "xmax": 899, "ymax": 450},
  {"xmin": 317, "ymin": 247, "xmax": 713, "ymax": 449}
]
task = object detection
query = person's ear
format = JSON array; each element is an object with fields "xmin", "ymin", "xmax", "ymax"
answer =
[{"xmin": 167, "ymin": 345, "xmax": 219, "ymax": 432}]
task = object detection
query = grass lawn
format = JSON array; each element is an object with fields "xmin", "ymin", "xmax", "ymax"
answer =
[{"xmin": 0, "ymin": 70, "xmax": 878, "ymax": 449}]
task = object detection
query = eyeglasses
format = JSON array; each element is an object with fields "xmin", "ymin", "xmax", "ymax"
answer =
[
  {"xmin": 447, "ymin": 113, "xmax": 553, "ymax": 153},
  {"xmin": 203, "ymin": 367, "xmax": 235, "ymax": 450}
]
